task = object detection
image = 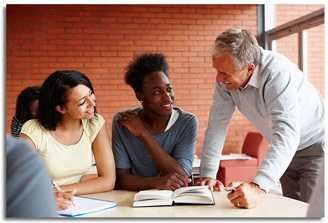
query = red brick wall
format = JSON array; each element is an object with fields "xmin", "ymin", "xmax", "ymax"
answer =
[{"xmin": 6, "ymin": 4, "xmax": 258, "ymax": 155}]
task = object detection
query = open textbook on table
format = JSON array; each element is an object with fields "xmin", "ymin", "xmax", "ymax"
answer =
[
  {"xmin": 57, "ymin": 196, "xmax": 117, "ymax": 217},
  {"xmin": 133, "ymin": 186, "xmax": 215, "ymax": 207}
]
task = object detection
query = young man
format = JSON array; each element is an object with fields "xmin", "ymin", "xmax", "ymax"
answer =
[
  {"xmin": 112, "ymin": 53, "xmax": 198, "ymax": 191},
  {"xmin": 200, "ymin": 28, "xmax": 324, "ymax": 208}
]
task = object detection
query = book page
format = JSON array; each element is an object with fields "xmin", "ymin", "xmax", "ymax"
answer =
[
  {"xmin": 173, "ymin": 186, "xmax": 214, "ymax": 204},
  {"xmin": 134, "ymin": 190, "xmax": 173, "ymax": 201},
  {"xmin": 174, "ymin": 186, "xmax": 208, "ymax": 197},
  {"xmin": 133, "ymin": 190, "xmax": 174, "ymax": 207}
]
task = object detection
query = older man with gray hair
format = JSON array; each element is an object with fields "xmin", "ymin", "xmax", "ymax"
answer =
[{"xmin": 200, "ymin": 28, "xmax": 324, "ymax": 209}]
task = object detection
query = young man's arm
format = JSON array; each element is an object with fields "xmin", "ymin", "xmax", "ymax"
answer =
[
  {"xmin": 137, "ymin": 130, "xmax": 188, "ymax": 177},
  {"xmin": 115, "ymin": 168, "xmax": 187, "ymax": 191},
  {"xmin": 112, "ymin": 114, "xmax": 188, "ymax": 190},
  {"xmin": 170, "ymin": 114, "xmax": 198, "ymax": 177},
  {"xmin": 118, "ymin": 111, "xmax": 188, "ymax": 179}
]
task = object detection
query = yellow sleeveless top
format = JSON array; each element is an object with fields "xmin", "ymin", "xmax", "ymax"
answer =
[{"xmin": 21, "ymin": 114, "xmax": 104, "ymax": 186}]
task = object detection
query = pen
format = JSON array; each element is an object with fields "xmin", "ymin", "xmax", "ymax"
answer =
[
  {"xmin": 52, "ymin": 180, "xmax": 63, "ymax": 192},
  {"xmin": 52, "ymin": 180, "xmax": 75, "ymax": 206},
  {"xmin": 225, "ymin": 187, "xmax": 236, "ymax": 192}
]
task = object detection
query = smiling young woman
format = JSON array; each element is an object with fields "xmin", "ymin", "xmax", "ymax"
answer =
[{"xmin": 20, "ymin": 70, "xmax": 115, "ymax": 210}]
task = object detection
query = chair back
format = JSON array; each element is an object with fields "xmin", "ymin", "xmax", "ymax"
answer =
[{"xmin": 242, "ymin": 132, "xmax": 268, "ymax": 165}]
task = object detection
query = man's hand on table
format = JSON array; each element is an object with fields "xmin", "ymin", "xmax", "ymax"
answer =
[
  {"xmin": 200, "ymin": 177, "xmax": 225, "ymax": 191},
  {"xmin": 227, "ymin": 182, "xmax": 266, "ymax": 209}
]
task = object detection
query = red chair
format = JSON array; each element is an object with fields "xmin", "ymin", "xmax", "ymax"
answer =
[{"xmin": 216, "ymin": 132, "xmax": 268, "ymax": 186}]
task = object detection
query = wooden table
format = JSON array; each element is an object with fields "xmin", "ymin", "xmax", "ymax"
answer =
[{"xmin": 78, "ymin": 190, "xmax": 309, "ymax": 218}]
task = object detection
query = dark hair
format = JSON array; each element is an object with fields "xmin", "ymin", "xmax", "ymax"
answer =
[
  {"xmin": 125, "ymin": 53, "xmax": 169, "ymax": 92},
  {"xmin": 38, "ymin": 70, "xmax": 95, "ymax": 130},
  {"xmin": 15, "ymin": 86, "xmax": 40, "ymax": 123}
]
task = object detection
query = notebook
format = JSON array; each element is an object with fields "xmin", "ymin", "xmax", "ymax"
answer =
[
  {"xmin": 133, "ymin": 186, "xmax": 215, "ymax": 207},
  {"xmin": 57, "ymin": 196, "xmax": 117, "ymax": 217}
]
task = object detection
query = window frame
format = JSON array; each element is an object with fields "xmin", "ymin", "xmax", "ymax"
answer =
[{"xmin": 264, "ymin": 8, "xmax": 324, "ymax": 72}]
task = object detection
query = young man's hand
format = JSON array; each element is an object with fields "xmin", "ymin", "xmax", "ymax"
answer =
[
  {"xmin": 227, "ymin": 182, "xmax": 266, "ymax": 209},
  {"xmin": 118, "ymin": 111, "xmax": 148, "ymax": 137},
  {"xmin": 155, "ymin": 173, "xmax": 189, "ymax": 190},
  {"xmin": 200, "ymin": 177, "xmax": 225, "ymax": 191}
]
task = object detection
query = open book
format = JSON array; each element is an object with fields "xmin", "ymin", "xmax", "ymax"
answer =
[
  {"xmin": 57, "ymin": 196, "xmax": 117, "ymax": 217},
  {"xmin": 133, "ymin": 186, "xmax": 215, "ymax": 207}
]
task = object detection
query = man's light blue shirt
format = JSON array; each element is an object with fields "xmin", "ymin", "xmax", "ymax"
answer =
[{"xmin": 200, "ymin": 48, "xmax": 324, "ymax": 192}]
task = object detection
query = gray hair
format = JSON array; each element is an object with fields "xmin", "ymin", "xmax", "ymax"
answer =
[{"xmin": 212, "ymin": 28, "xmax": 260, "ymax": 70}]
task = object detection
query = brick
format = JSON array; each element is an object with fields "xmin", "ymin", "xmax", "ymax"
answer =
[{"xmin": 7, "ymin": 5, "xmax": 323, "ymax": 155}]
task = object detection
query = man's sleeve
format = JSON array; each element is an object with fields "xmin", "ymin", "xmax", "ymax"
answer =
[
  {"xmin": 111, "ymin": 115, "xmax": 131, "ymax": 169},
  {"xmin": 253, "ymin": 70, "xmax": 301, "ymax": 192},
  {"xmin": 171, "ymin": 115, "xmax": 198, "ymax": 176},
  {"xmin": 200, "ymin": 84, "xmax": 235, "ymax": 179}
]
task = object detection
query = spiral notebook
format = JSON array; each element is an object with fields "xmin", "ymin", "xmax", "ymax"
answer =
[{"xmin": 57, "ymin": 196, "xmax": 117, "ymax": 217}]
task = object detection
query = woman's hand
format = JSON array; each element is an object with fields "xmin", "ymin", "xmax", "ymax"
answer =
[{"xmin": 54, "ymin": 190, "xmax": 75, "ymax": 210}]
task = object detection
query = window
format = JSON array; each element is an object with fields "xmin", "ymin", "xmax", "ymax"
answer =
[{"xmin": 263, "ymin": 6, "xmax": 324, "ymax": 96}]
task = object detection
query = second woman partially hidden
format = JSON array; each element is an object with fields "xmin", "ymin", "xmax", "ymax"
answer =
[{"xmin": 20, "ymin": 70, "xmax": 116, "ymax": 210}]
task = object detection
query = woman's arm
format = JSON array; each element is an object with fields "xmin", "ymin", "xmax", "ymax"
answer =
[{"xmin": 61, "ymin": 125, "xmax": 116, "ymax": 195}]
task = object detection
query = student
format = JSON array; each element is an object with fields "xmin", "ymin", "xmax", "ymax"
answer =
[
  {"xmin": 112, "ymin": 53, "xmax": 198, "ymax": 191},
  {"xmin": 20, "ymin": 70, "xmax": 116, "ymax": 208},
  {"xmin": 6, "ymin": 136, "xmax": 59, "ymax": 217},
  {"xmin": 200, "ymin": 28, "xmax": 324, "ymax": 208},
  {"xmin": 11, "ymin": 86, "xmax": 40, "ymax": 137}
]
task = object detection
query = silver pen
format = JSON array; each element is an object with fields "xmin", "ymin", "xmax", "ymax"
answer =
[{"xmin": 52, "ymin": 180, "xmax": 75, "ymax": 206}]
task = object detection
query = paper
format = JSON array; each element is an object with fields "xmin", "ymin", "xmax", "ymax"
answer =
[
  {"xmin": 57, "ymin": 196, "xmax": 117, "ymax": 217},
  {"xmin": 192, "ymin": 155, "xmax": 201, "ymax": 177},
  {"xmin": 220, "ymin": 153, "xmax": 253, "ymax": 160},
  {"xmin": 192, "ymin": 155, "xmax": 201, "ymax": 168}
]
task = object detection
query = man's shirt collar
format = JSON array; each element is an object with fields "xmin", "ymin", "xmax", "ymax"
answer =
[{"xmin": 239, "ymin": 65, "xmax": 260, "ymax": 90}]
